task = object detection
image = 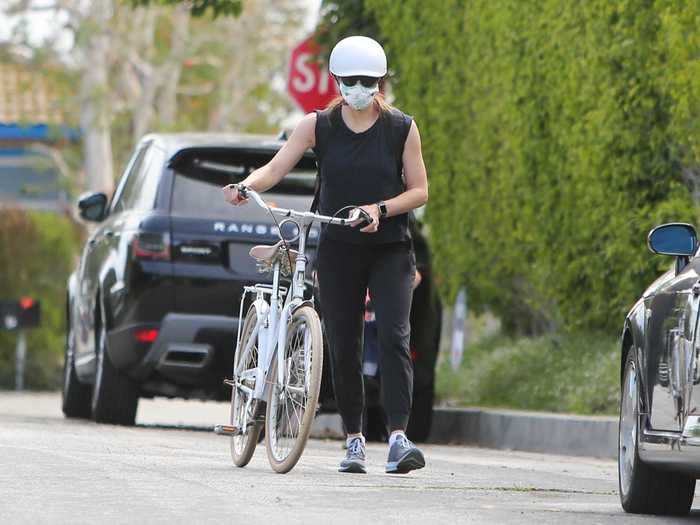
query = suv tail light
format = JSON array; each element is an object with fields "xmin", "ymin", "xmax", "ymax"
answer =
[
  {"xmin": 132, "ymin": 232, "xmax": 171, "ymax": 261},
  {"xmin": 134, "ymin": 328, "xmax": 159, "ymax": 343}
]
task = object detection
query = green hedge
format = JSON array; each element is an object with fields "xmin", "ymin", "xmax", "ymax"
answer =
[
  {"xmin": 0, "ymin": 209, "xmax": 81, "ymax": 389},
  {"xmin": 436, "ymin": 332, "xmax": 620, "ymax": 415},
  {"xmin": 366, "ymin": 0, "xmax": 700, "ymax": 334}
]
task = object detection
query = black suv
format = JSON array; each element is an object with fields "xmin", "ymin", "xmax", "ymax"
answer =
[{"xmin": 62, "ymin": 133, "xmax": 440, "ymax": 438}]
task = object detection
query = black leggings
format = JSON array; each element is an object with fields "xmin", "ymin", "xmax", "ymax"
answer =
[{"xmin": 317, "ymin": 236, "xmax": 416, "ymax": 434}]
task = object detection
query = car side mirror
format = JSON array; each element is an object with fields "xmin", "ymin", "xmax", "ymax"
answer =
[
  {"xmin": 647, "ymin": 223, "xmax": 697, "ymax": 256},
  {"xmin": 77, "ymin": 192, "xmax": 108, "ymax": 222}
]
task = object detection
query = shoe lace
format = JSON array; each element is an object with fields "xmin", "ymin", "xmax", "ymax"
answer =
[
  {"xmin": 348, "ymin": 438, "xmax": 364, "ymax": 457},
  {"xmin": 396, "ymin": 435, "xmax": 410, "ymax": 449}
]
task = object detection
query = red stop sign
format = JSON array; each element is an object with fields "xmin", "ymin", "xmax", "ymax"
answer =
[{"xmin": 287, "ymin": 36, "xmax": 339, "ymax": 113}]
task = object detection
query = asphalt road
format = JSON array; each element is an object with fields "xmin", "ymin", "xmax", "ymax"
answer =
[{"xmin": 1, "ymin": 392, "xmax": 698, "ymax": 524}]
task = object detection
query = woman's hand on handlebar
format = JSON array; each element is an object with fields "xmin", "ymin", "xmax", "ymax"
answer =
[
  {"xmin": 355, "ymin": 204, "xmax": 380, "ymax": 233},
  {"xmin": 222, "ymin": 184, "xmax": 248, "ymax": 206}
]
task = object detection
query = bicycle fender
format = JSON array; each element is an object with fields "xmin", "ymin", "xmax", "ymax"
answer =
[
  {"xmin": 291, "ymin": 299, "xmax": 315, "ymax": 315},
  {"xmin": 251, "ymin": 297, "xmax": 270, "ymax": 363},
  {"xmin": 250, "ymin": 297, "xmax": 270, "ymax": 319},
  {"xmin": 241, "ymin": 298, "xmax": 270, "ymax": 400}
]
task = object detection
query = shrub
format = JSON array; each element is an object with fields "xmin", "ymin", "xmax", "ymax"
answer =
[
  {"xmin": 436, "ymin": 332, "xmax": 620, "ymax": 415},
  {"xmin": 0, "ymin": 208, "xmax": 81, "ymax": 389},
  {"xmin": 366, "ymin": 0, "xmax": 700, "ymax": 335}
]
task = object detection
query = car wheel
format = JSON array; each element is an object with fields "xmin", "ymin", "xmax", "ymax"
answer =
[
  {"xmin": 618, "ymin": 347, "xmax": 695, "ymax": 515},
  {"xmin": 61, "ymin": 318, "xmax": 92, "ymax": 419},
  {"xmin": 91, "ymin": 310, "xmax": 139, "ymax": 426},
  {"xmin": 406, "ymin": 381, "xmax": 434, "ymax": 443}
]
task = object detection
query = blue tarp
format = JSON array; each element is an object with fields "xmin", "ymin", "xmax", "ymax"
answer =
[{"xmin": 0, "ymin": 123, "xmax": 80, "ymax": 142}]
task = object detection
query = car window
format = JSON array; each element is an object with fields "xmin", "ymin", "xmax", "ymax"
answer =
[
  {"xmin": 111, "ymin": 145, "xmax": 150, "ymax": 214},
  {"xmin": 130, "ymin": 147, "xmax": 166, "ymax": 211},
  {"xmin": 170, "ymin": 152, "xmax": 316, "ymax": 219}
]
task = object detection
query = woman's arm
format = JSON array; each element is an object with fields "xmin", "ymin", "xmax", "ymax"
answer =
[
  {"xmin": 357, "ymin": 120, "xmax": 428, "ymax": 232},
  {"xmin": 388, "ymin": 120, "xmax": 428, "ymax": 215},
  {"xmin": 223, "ymin": 113, "xmax": 316, "ymax": 205}
]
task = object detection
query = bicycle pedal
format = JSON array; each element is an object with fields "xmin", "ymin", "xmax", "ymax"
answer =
[{"xmin": 213, "ymin": 424, "xmax": 241, "ymax": 436}]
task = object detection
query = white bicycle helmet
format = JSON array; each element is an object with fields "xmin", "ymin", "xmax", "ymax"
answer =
[{"xmin": 329, "ymin": 36, "xmax": 387, "ymax": 78}]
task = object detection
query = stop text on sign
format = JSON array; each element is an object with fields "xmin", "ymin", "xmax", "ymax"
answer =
[
  {"xmin": 287, "ymin": 36, "xmax": 339, "ymax": 114},
  {"xmin": 291, "ymin": 52, "xmax": 332, "ymax": 94}
]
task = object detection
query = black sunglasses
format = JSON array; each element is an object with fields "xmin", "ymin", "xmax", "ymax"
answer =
[{"xmin": 339, "ymin": 76, "xmax": 380, "ymax": 88}]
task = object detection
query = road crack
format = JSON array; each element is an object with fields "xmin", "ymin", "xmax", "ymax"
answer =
[{"xmin": 332, "ymin": 483, "xmax": 615, "ymax": 496}]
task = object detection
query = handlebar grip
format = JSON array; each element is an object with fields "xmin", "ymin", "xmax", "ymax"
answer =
[
  {"xmin": 348, "ymin": 208, "xmax": 373, "ymax": 227},
  {"xmin": 236, "ymin": 184, "xmax": 249, "ymax": 199}
]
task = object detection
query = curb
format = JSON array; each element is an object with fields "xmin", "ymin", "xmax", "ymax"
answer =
[
  {"xmin": 311, "ymin": 413, "xmax": 345, "ymax": 439},
  {"xmin": 311, "ymin": 408, "xmax": 618, "ymax": 459},
  {"xmin": 428, "ymin": 408, "xmax": 618, "ymax": 459}
]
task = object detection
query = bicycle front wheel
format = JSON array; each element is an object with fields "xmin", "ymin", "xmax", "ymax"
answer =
[
  {"xmin": 265, "ymin": 305, "xmax": 323, "ymax": 473},
  {"xmin": 230, "ymin": 305, "xmax": 263, "ymax": 467}
]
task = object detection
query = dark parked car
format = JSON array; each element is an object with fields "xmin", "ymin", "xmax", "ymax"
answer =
[
  {"xmin": 619, "ymin": 222, "xmax": 700, "ymax": 516},
  {"xmin": 62, "ymin": 132, "xmax": 441, "ymax": 436}
]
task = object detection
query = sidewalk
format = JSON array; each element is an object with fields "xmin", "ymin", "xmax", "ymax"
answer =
[{"xmin": 312, "ymin": 407, "xmax": 618, "ymax": 459}]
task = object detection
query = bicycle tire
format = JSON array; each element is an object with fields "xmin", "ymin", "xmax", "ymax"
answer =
[
  {"xmin": 265, "ymin": 305, "xmax": 323, "ymax": 473},
  {"xmin": 230, "ymin": 306, "xmax": 263, "ymax": 467}
]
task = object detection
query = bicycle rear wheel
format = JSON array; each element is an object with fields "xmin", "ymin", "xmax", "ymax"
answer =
[
  {"xmin": 265, "ymin": 305, "xmax": 323, "ymax": 473},
  {"xmin": 230, "ymin": 306, "xmax": 263, "ymax": 467}
]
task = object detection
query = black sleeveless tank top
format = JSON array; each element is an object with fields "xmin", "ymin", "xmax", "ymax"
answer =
[{"xmin": 313, "ymin": 105, "xmax": 413, "ymax": 244}]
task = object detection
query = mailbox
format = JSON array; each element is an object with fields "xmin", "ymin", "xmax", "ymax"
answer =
[{"xmin": 0, "ymin": 299, "xmax": 41, "ymax": 330}]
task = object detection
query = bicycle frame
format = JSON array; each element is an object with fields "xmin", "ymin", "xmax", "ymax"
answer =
[{"xmin": 232, "ymin": 188, "xmax": 364, "ymax": 432}]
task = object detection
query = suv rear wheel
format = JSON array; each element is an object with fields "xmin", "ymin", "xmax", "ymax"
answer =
[{"xmin": 91, "ymin": 307, "xmax": 139, "ymax": 426}]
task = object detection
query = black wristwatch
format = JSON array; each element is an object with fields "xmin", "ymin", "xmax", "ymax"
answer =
[{"xmin": 377, "ymin": 201, "xmax": 388, "ymax": 219}]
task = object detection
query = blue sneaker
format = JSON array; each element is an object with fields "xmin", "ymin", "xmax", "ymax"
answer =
[
  {"xmin": 339, "ymin": 437, "xmax": 367, "ymax": 473},
  {"xmin": 385, "ymin": 434, "xmax": 425, "ymax": 474}
]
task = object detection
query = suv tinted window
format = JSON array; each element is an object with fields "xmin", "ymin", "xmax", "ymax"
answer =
[
  {"xmin": 111, "ymin": 145, "xmax": 149, "ymax": 213},
  {"xmin": 131, "ymin": 147, "xmax": 165, "ymax": 211},
  {"xmin": 171, "ymin": 151, "xmax": 316, "ymax": 218}
]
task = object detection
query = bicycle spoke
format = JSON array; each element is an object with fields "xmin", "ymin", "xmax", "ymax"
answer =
[
  {"xmin": 231, "ymin": 311, "xmax": 260, "ymax": 460},
  {"xmin": 266, "ymin": 308, "xmax": 321, "ymax": 471}
]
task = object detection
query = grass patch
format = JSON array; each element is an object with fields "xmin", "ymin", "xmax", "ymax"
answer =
[{"xmin": 435, "ymin": 332, "xmax": 620, "ymax": 415}]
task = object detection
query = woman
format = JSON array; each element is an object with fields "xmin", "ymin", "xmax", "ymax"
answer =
[{"xmin": 223, "ymin": 36, "xmax": 428, "ymax": 474}]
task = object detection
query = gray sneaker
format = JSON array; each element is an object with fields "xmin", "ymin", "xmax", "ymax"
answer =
[
  {"xmin": 385, "ymin": 435, "xmax": 425, "ymax": 474},
  {"xmin": 339, "ymin": 437, "xmax": 366, "ymax": 473}
]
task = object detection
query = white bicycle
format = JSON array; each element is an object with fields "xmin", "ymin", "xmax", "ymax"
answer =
[{"xmin": 215, "ymin": 185, "xmax": 371, "ymax": 473}]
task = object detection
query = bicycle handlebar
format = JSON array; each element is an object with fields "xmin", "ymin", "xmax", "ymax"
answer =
[{"xmin": 236, "ymin": 184, "xmax": 372, "ymax": 227}]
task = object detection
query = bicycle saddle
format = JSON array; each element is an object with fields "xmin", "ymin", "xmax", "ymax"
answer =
[{"xmin": 249, "ymin": 241, "xmax": 299, "ymax": 265}]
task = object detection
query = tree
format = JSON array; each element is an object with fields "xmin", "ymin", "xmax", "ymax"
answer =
[
  {"xmin": 3, "ymin": 0, "xmax": 309, "ymax": 193},
  {"xmin": 315, "ymin": 0, "xmax": 381, "ymax": 56},
  {"xmin": 205, "ymin": 0, "xmax": 308, "ymax": 132},
  {"xmin": 77, "ymin": 0, "xmax": 115, "ymax": 194},
  {"xmin": 129, "ymin": 0, "xmax": 241, "ymax": 18}
]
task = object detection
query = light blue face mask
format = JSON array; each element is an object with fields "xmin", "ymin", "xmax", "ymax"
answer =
[{"xmin": 339, "ymin": 82, "xmax": 379, "ymax": 110}]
